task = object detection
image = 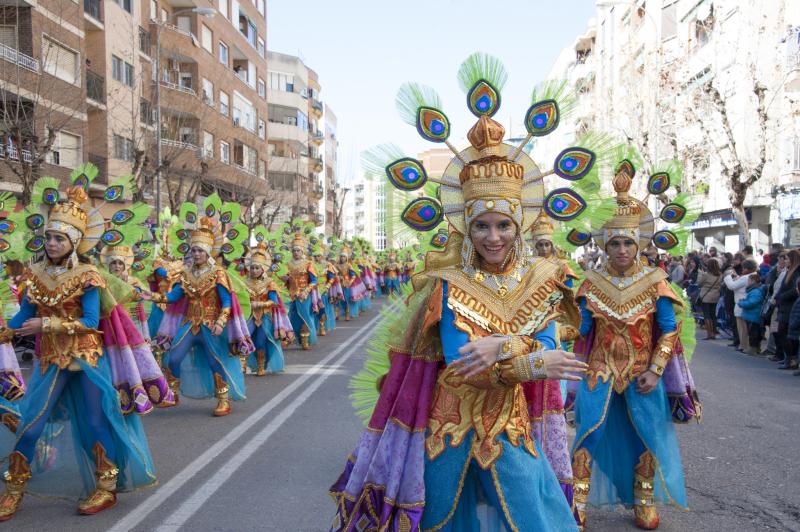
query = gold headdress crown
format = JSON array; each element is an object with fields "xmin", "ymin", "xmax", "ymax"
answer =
[
  {"xmin": 530, "ymin": 211, "xmax": 555, "ymax": 242},
  {"xmin": 603, "ymin": 160, "xmax": 642, "ymax": 231},
  {"xmin": 340, "ymin": 244, "xmax": 352, "ymax": 257},
  {"xmin": 46, "ymin": 186, "xmax": 90, "ymax": 239},
  {"xmin": 100, "ymin": 244, "xmax": 135, "ymax": 268},
  {"xmin": 250, "ymin": 242, "xmax": 272, "ymax": 268},
  {"xmin": 189, "ymin": 217, "xmax": 217, "ymax": 251},
  {"xmin": 291, "ymin": 232, "xmax": 306, "ymax": 250}
]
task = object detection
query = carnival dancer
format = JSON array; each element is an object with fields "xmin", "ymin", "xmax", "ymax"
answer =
[
  {"xmin": 149, "ymin": 194, "xmax": 253, "ymax": 417},
  {"xmin": 335, "ymin": 244, "xmax": 360, "ymax": 321},
  {"xmin": 321, "ymin": 251, "xmax": 340, "ymax": 334},
  {"xmin": 147, "ymin": 210, "xmax": 181, "ymax": 341},
  {"xmin": 0, "ymin": 165, "xmax": 173, "ymax": 520},
  {"xmin": 402, "ymin": 252, "xmax": 415, "ymax": 284},
  {"xmin": 100, "ymin": 240, "xmax": 152, "ymax": 342},
  {"xmin": 568, "ymin": 150, "xmax": 701, "ymax": 530},
  {"xmin": 243, "ymin": 240, "xmax": 291, "ymax": 375},
  {"xmin": 329, "ymin": 53, "xmax": 629, "ymax": 530},
  {"xmin": 383, "ymin": 250, "xmax": 402, "ymax": 297},
  {"xmin": 282, "ymin": 232, "xmax": 319, "ymax": 350},
  {"xmin": 312, "ymin": 246, "xmax": 330, "ymax": 337},
  {"xmin": 0, "ymin": 273, "xmax": 23, "ymax": 436}
]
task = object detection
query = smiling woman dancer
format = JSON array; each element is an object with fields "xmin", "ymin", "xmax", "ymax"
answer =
[
  {"xmin": 0, "ymin": 166, "xmax": 172, "ymax": 521},
  {"xmin": 327, "ymin": 53, "xmax": 634, "ymax": 531}
]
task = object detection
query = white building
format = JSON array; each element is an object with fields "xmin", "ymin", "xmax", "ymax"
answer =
[{"xmin": 536, "ymin": 0, "xmax": 800, "ymax": 252}]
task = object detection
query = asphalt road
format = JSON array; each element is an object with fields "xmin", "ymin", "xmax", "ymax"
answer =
[{"xmin": 6, "ymin": 300, "xmax": 800, "ymax": 531}]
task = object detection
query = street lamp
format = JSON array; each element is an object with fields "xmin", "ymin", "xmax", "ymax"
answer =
[{"xmin": 153, "ymin": 7, "xmax": 216, "ymax": 217}]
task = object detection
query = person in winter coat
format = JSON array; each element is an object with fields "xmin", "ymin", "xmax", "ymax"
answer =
[
  {"xmin": 696, "ymin": 258, "xmax": 722, "ymax": 339},
  {"xmin": 724, "ymin": 259, "xmax": 758, "ymax": 352},
  {"xmin": 737, "ymin": 273, "xmax": 765, "ymax": 355},
  {"xmin": 785, "ymin": 277, "xmax": 800, "ymax": 374},
  {"xmin": 773, "ymin": 250, "xmax": 800, "ymax": 369}
]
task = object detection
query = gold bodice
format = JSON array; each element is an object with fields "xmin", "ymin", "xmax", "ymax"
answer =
[
  {"xmin": 384, "ymin": 262, "xmax": 400, "ymax": 279},
  {"xmin": 423, "ymin": 259, "xmax": 576, "ymax": 468},
  {"xmin": 245, "ymin": 276, "xmax": 277, "ymax": 326},
  {"xmin": 336, "ymin": 262, "xmax": 354, "ymax": 287},
  {"xmin": 578, "ymin": 266, "xmax": 680, "ymax": 393},
  {"xmin": 286, "ymin": 260, "xmax": 316, "ymax": 300},
  {"xmin": 24, "ymin": 263, "xmax": 105, "ymax": 373},
  {"xmin": 177, "ymin": 265, "xmax": 231, "ymax": 334}
]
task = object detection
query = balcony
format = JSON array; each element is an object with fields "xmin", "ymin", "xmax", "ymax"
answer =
[
  {"xmin": 233, "ymin": 162, "xmax": 257, "ymax": 177},
  {"xmin": 0, "ymin": 43, "xmax": 38, "ymax": 73},
  {"xmin": 84, "ymin": 0, "xmax": 102, "ymax": 26},
  {"xmin": 310, "ymin": 130, "xmax": 324, "ymax": 145},
  {"xmin": 311, "ymin": 98, "xmax": 323, "ymax": 115},
  {"xmin": 160, "ymin": 138, "xmax": 200, "ymax": 156},
  {"xmin": 1, "ymin": 140, "xmax": 34, "ymax": 164},
  {"xmin": 86, "ymin": 71, "xmax": 105, "ymax": 105},
  {"xmin": 139, "ymin": 27, "xmax": 151, "ymax": 56},
  {"xmin": 160, "ymin": 79, "xmax": 196, "ymax": 97},
  {"xmin": 310, "ymin": 155, "xmax": 323, "ymax": 172}
]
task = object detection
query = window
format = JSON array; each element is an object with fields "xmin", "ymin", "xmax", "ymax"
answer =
[
  {"xmin": 257, "ymin": 0, "xmax": 265, "ymax": 15},
  {"xmin": 203, "ymin": 131, "xmax": 214, "ymax": 158},
  {"xmin": 113, "ymin": 134, "xmax": 135, "ymax": 162},
  {"xmin": 0, "ymin": 26, "xmax": 17, "ymax": 49},
  {"xmin": 111, "ymin": 55, "xmax": 134, "ymax": 87},
  {"xmin": 47, "ymin": 131, "xmax": 81, "ymax": 168},
  {"xmin": 43, "ymin": 37, "xmax": 79, "ymax": 85},
  {"xmin": 219, "ymin": 0, "xmax": 229, "ymax": 20},
  {"xmin": 201, "ymin": 24, "xmax": 212, "ymax": 53},
  {"xmin": 140, "ymin": 98, "xmax": 155, "ymax": 125},
  {"xmin": 179, "ymin": 72, "xmax": 192, "ymax": 91},
  {"xmin": 258, "ymin": 159, "xmax": 266, "ymax": 179},
  {"xmin": 219, "ymin": 90, "xmax": 229, "ymax": 116},
  {"xmin": 150, "ymin": 0, "xmax": 157, "ymax": 20},
  {"xmin": 258, "ymin": 119, "xmax": 266, "ymax": 140},
  {"xmin": 220, "ymin": 140, "xmax": 230, "ymax": 164},
  {"xmin": 160, "ymin": 7, "xmax": 167, "ymax": 22},
  {"xmin": 271, "ymin": 172, "xmax": 295, "ymax": 191},
  {"xmin": 661, "ymin": 1, "xmax": 677, "ymax": 40},
  {"xmin": 202, "ymin": 78, "xmax": 214, "ymax": 105},
  {"xmin": 258, "ymin": 78, "xmax": 266, "ymax": 99},
  {"xmin": 114, "ymin": 0, "xmax": 132, "ymax": 13},
  {"xmin": 257, "ymin": 37, "xmax": 265, "ymax": 58},
  {"xmin": 793, "ymin": 138, "xmax": 800, "ymax": 172},
  {"xmin": 268, "ymin": 71, "xmax": 294, "ymax": 92},
  {"xmin": 233, "ymin": 91, "xmax": 256, "ymax": 132},
  {"xmin": 177, "ymin": 16, "xmax": 191, "ymax": 34},
  {"xmin": 219, "ymin": 41, "xmax": 228, "ymax": 66}
]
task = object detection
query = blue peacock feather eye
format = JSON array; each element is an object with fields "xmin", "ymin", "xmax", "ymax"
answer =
[
  {"xmin": 26, "ymin": 213, "xmax": 44, "ymax": 230},
  {"xmin": 131, "ymin": 262, "xmax": 144, "ymax": 272},
  {"xmin": 653, "ymin": 230, "xmax": 679, "ymax": 250},
  {"xmin": 220, "ymin": 212, "xmax": 232, "ymax": 224},
  {"xmin": 0, "ymin": 219, "xmax": 15, "ymax": 234},
  {"xmin": 554, "ymin": 147, "xmax": 596, "ymax": 181},
  {"xmin": 226, "ymin": 228, "xmax": 240, "ymax": 240},
  {"xmin": 543, "ymin": 188, "xmax": 587, "ymax": 221},
  {"xmin": 43, "ymin": 188, "xmax": 59, "ymax": 205},
  {"xmin": 104, "ymin": 185, "xmax": 124, "ymax": 202},
  {"xmin": 112, "ymin": 209, "xmax": 135, "ymax": 224},
  {"xmin": 136, "ymin": 248, "xmax": 152, "ymax": 259},
  {"xmin": 176, "ymin": 229, "xmax": 189, "ymax": 240},
  {"xmin": 525, "ymin": 100, "xmax": 559, "ymax": 137},
  {"xmin": 102, "ymin": 229, "xmax": 124, "ymax": 245},
  {"xmin": 416, "ymin": 107, "xmax": 450, "ymax": 143},
  {"xmin": 660, "ymin": 203, "xmax": 687, "ymax": 223},
  {"xmin": 26, "ymin": 236, "xmax": 44, "ymax": 252},
  {"xmin": 647, "ymin": 172, "xmax": 670, "ymax": 195},
  {"xmin": 466, "ymin": 80, "xmax": 501, "ymax": 118},
  {"xmin": 73, "ymin": 174, "xmax": 89, "ymax": 188},
  {"xmin": 185, "ymin": 212, "xmax": 197, "ymax": 224},
  {"xmin": 178, "ymin": 243, "xmax": 190, "ymax": 255},
  {"xmin": 385, "ymin": 158, "xmax": 427, "ymax": 191},
  {"xmin": 221, "ymin": 243, "xmax": 234, "ymax": 254},
  {"xmin": 0, "ymin": 238, "xmax": 9, "ymax": 253},
  {"xmin": 566, "ymin": 229, "xmax": 592, "ymax": 247},
  {"xmin": 615, "ymin": 159, "xmax": 636, "ymax": 181},
  {"xmin": 401, "ymin": 197, "xmax": 443, "ymax": 231},
  {"xmin": 205, "ymin": 204, "xmax": 216, "ymax": 217}
]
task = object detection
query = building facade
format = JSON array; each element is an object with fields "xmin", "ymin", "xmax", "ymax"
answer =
[
  {"xmin": 324, "ymin": 103, "xmax": 339, "ymax": 234},
  {"xmin": 535, "ymin": 0, "xmax": 800, "ymax": 252}
]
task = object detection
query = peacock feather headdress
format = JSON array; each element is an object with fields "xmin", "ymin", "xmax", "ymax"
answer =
[
  {"xmin": 169, "ymin": 193, "xmax": 248, "ymax": 261},
  {"xmin": 384, "ymin": 52, "xmax": 618, "ymax": 271}
]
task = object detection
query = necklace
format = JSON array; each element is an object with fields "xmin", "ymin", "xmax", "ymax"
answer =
[{"xmin": 473, "ymin": 262, "xmax": 523, "ymax": 297}]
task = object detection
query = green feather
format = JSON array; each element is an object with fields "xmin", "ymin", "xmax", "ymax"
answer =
[
  {"xmin": 0, "ymin": 192, "xmax": 17, "ymax": 214},
  {"xmin": 0, "ymin": 277, "xmax": 18, "ymax": 321},
  {"xmin": 178, "ymin": 202, "xmax": 198, "ymax": 226},
  {"xmin": 610, "ymin": 144, "xmax": 645, "ymax": 176},
  {"xmin": 560, "ymin": 132, "xmax": 623, "ymax": 194},
  {"xmin": 31, "ymin": 176, "xmax": 61, "ymax": 208},
  {"xmin": 395, "ymin": 82, "xmax": 443, "ymax": 127},
  {"xmin": 227, "ymin": 272, "xmax": 251, "ymax": 319},
  {"xmin": 648, "ymin": 159, "xmax": 684, "ymax": 192},
  {"xmin": 202, "ymin": 193, "xmax": 222, "ymax": 218},
  {"xmin": 252, "ymin": 225, "xmax": 268, "ymax": 244},
  {"xmin": 106, "ymin": 174, "xmax": 137, "ymax": 201},
  {"xmin": 664, "ymin": 228, "xmax": 691, "ymax": 257},
  {"xmin": 221, "ymin": 201, "xmax": 241, "ymax": 224},
  {"xmin": 456, "ymin": 52, "xmax": 508, "ymax": 94},
  {"xmin": 530, "ymin": 79, "xmax": 578, "ymax": 119},
  {"xmin": 226, "ymin": 223, "xmax": 248, "ymax": 245},
  {"xmin": 669, "ymin": 192, "xmax": 702, "ymax": 226},
  {"xmin": 69, "ymin": 163, "xmax": 99, "ymax": 187},
  {"xmin": 168, "ymin": 225, "xmax": 186, "ymax": 257}
]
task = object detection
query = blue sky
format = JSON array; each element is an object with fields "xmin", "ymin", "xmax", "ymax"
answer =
[{"xmin": 267, "ymin": 0, "xmax": 598, "ymax": 185}]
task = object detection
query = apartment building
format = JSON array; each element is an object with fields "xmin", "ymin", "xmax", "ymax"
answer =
[
  {"xmin": 267, "ymin": 50, "xmax": 324, "ymax": 227},
  {"xmin": 0, "ymin": 1, "xmax": 89, "ymax": 197},
  {"xmin": 324, "ymin": 103, "xmax": 338, "ymax": 234},
  {"xmin": 0, "ymin": 0, "xmax": 270, "ymax": 215}
]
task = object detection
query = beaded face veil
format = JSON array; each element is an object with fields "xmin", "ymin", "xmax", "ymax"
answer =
[{"xmin": 383, "ymin": 53, "xmax": 619, "ymax": 277}]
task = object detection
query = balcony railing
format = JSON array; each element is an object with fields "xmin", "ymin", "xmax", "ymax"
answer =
[
  {"xmin": 87, "ymin": 71, "xmax": 105, "ymax": 103},
  {"xmin": 311, "ymin": 99, "xmax": 323, "ymax": 113},
  {"xmin": 160, "ymin": 138, "xmax": 200, "ymax": 154},
  {"xmin": 233, "ymin": 162, "xmax": 256, "ymax": 176},
  {"xmin": 0, "ymin": 43, "xmax": 38, "ymax": 73},
  {"xmin": 84, "ymin": 0, "xmax": 101, "ymax": 21},
  {"xmin": 2, "ymin": 142, "xmax": 33, "ymax": 163},
  {"xmin": 160, "ymin": 79, "xmax": 196, "ymax": 96},
  {"xmin": 139, "ymin": 27, "xmax": 151, "ymax": 55}
]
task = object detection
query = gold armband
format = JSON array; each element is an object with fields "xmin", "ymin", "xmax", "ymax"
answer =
[
  {"xmin": 649, "ymin": 330, "xmax": 679, "ymax": 376},
  {"xmin": 495, "ymin": 350, "xmax": 546, "ymax": 386},
  {"xmin": 216, "ymin": 308, "xmax": 232, "ymax": 328},
  {"xmin": 559, "ymin": 325, "xmax": 580, "ymax": 342},
  {"xmin": 0, "ymin": 327, "xmax": 13, "ymax": 343},
  {"xmin": 43, "ymin": 317, "xmax": 101, "ymax": 336},
  {"xmin": 497, "ymin": 335, "xmax": 534, "ymax": 361},
  {"xmin": 150, "ymin": 292, "xmax": 167, "ymax": 305},
  {"xmin": 41, "ymin": 316, "xmax": 62, "ymax": 334}
]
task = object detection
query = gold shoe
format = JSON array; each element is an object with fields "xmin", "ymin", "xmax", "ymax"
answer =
[
  {"xmin": 572, "ymin": 448, "xmax": 592, "ymax": 531},
  {"xmin": 0, "ymin": 452, "xmax": 30, "ymax": 522},
  {"xmin": 634, "ymin": 505, "xmax": 659, "ymax": 530},
  {"xmin": 163, "ymin": 367, "xmax": 180, "ymax": 405},
  {"xmin": 633, "ymin": 451, "xmax": 659, "ymax": 530},
  {"xmin": 300, "ymin": 331, "xmax": 311, "ymax": 351},
  {"xmin": 240, "ymin": 355, "xmax": 248, "ymax": 375},
  {"xmin": 255, "ymin": 350, "xmax": 267, "ymax": 377},
  {"xmin": 213, "ymin": 374, "xmax": 231, "ymax": 417},
  {"xmin": 77, "ymin": 444, "xmax": 118, "ymax": 515}
]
